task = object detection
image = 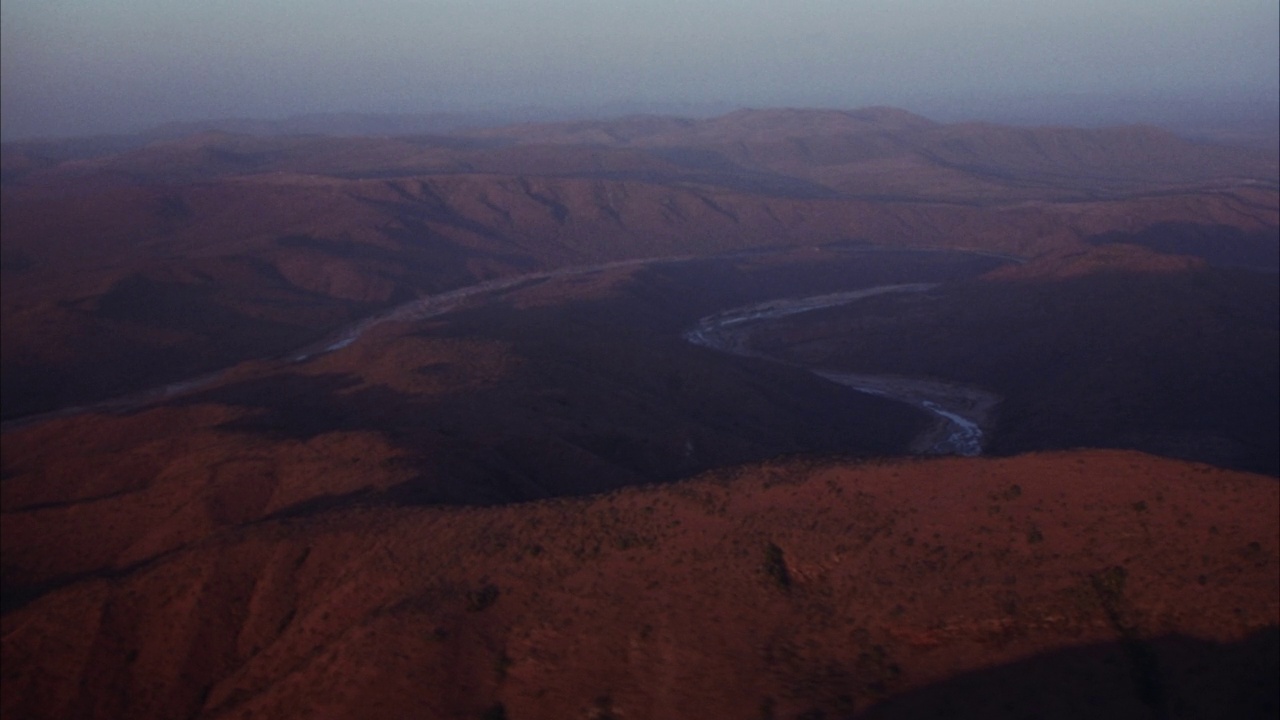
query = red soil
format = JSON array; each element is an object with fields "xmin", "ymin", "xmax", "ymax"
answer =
[{"xmin": 2, "ymin": 451, "xmax": 1275, "ymax": 719}]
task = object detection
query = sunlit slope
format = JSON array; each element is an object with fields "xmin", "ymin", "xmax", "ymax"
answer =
[{"xmin": 3, "ymin": 450, "xmax": 1275, "ymax": 720}]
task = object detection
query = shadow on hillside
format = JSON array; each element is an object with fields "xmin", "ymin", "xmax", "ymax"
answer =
[
  {"xmin": 856, "ymin": 627, "xmax": 1279, "ymax": 720},
  {"xmin": 1089, "ymin": 222, "xmax": 1280, "ymax": 272},
  {"xmin": 750, "ymin": 265, "xmax": 1279, "ymax": 476}
]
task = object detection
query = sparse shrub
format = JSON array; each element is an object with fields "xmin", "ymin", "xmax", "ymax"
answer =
[
  {"xmin": 493, "ymin": 652, "xmax": 512, "ymax": 681},
  {"xmin": 1026, "ymin": 524, "xmax": 1044, "ymax": 544},
  {"xmin": 588, "ymin": 695, "xmax": 619, "ymax": 720},
  {"xmin": 1090, "ymin": 565, "xmax": 1128, "ymax": 609},
  {"xmin": 763, "ymin": 542, "xmax": 791, "ymax": 590},
  {"xmin": 612, "ymin": 531, "xmax": 652, "ymax": 550},
  {"xmin": 466, "ymin": 584, "xmax": 500, "ymax": 612},
  {"xmin": 990, "ymin": 484, "xmax": 1022, "ymax": 502}
]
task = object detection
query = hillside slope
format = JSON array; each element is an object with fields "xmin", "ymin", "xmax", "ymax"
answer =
[{"xmin": 3, "ymin": 451, "xmax": 1275, "ymax": 720}]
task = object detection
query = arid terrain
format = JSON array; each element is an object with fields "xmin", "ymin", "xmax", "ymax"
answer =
[{"xmin": 2, "ymin": 107, "xmax": 1277, "ymax": 719}]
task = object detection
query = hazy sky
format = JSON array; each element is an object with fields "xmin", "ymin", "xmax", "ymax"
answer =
[{"xmin": 3, "ymin": 0, "xmax": 1278, "ymax": 139}]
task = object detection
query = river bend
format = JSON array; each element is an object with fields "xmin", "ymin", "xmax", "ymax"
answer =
[{"xmin": 685, "ymin": 284, "xmax": 999, "ymax": 456}]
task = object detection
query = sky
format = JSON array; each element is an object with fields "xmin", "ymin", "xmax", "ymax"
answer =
[{"xmin": 3, "ymin": 0, "xmax": 1278, "ymax": 140}]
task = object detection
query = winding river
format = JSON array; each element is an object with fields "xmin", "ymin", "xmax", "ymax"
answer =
[
  {"xmin": 5, "ymin": 249, "xmax": 1001, "ymax": 452},
  {"xmin": 684, "ymin": 284, "xmax": 999, "ymax": 456}
]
